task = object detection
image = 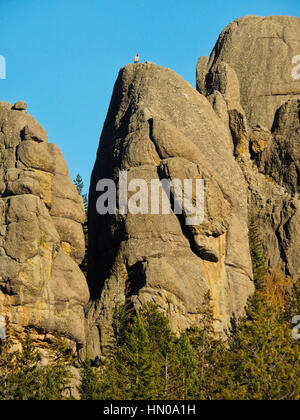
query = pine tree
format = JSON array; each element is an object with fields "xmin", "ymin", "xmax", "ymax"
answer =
[
  {"xmin": 39, "ymin": 333, "xmax": 73, "ymax": 400},
  {"xmin": 220, "ymin": 289, "xmax": 300, "ymax": 400},
  {"xmin": 112, "ymin": 300, "xmax": 134, "ymax": 348},
  {"xmin": 75, "ymin": 273, "xmax": 300, "ymax": 401},
  {"xmin": 73, "ymin": 173, "xmax": 88, "ymax": 277},
  {"xmin": 139, "ymin": 303, "xmax": 178, "ymax": 399},
  {"xmin": 215, "ymin": 222, "xmax": 300, "ymax": 400},
  {"xmin": 0, "ymin": 319, "xmax": 19, "ymax": 400},
  {"xmin": 73, "ymin": 173, "xmax": 87, "ymax": 208},
  {"xmin": 175, "ymin": 332, "xmax": 198, "ymax": 400},
  {"xmin": 186, "ymin": 292, "xmax": 227, "ymax": 400},
  {"xmin": 78, "ymin": 358, "xmax": 103, "ymax": 400},
  {"xmin": 0, "ymin": 328, "xmax": 74, "ymax": 400},
  {"xmin": 104, "ymin": 312, "xmax": 157, "ymax": 399},
  {"xmin": 248, "ymin": 218, "xmax": 268, "ymax": 288},
  {"xmin": 1, "ymin": 332, "xmax": 43, "ymax": 400}
]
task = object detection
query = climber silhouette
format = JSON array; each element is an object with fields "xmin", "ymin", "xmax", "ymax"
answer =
[{"xmin": 134, "ymin": 53, "xmax": 139, "ymax": 64}]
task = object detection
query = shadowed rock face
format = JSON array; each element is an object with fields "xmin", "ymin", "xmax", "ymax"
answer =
[
  {"xmin": 197, "ymin": 16, "xmax": 300, "ymax": 283},
  {"xmin": 87, "ymin": 62, "xmax": 254, "ymax": 357},
  {"xmin": 0, "ymin": 102, "xmax": 89, "ymax": 349}
]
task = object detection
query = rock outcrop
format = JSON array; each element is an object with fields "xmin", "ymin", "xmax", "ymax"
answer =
[
  {"xmin": 197, "ymin": 15, "xmax": 300, "ymax": 130},
  {"xmin": 4, "ymin": 16, "xmax": 295, "ymax": 360},
  {"xmin": 0, "ymin": 101, "xmax": 89, "ymax": 350},
  {"xmin": 87, "ymin": 15, "xmax": 300, "ymax": 358},
  {"xmin": 197, "ymin": 15, "xmax": 300, "ymax": 282},
  {"xmin": 87, "ymin": 62, "xmax": 254, "ymax": 358}
]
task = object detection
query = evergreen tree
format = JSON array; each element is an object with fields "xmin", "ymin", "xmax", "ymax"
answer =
[
  {"xmin": 0, "ymin": 328, "xmax": 74, "ymax": 400},
  {"xmin": 73, "ymin": 173, "xmax": 88, "ymax": 277},
  {"xmin": 78, "ymin": 358, "xmax": 103, "ymax": 400},
  {"xmin": 0, "ymin": 332, "xmax": 43, "ymax": 400},
  {"xmin": 104, "ymin": 312, "xmax": 157, "ymax": 399},
  {"xmin": 78, "ymin": 286, "xmax": 300, "ymax": 401},
  {"xmin": 175, "ymin": 331, "xmax": 198, "ymax": 399},
  {"xmin": 220, "ymin": 289, "xmax": 300, "ymax": 400},
  {"xmin": 284, "ymin": 278, "xmax": 300, "ymax": 322},
  {"xmin": 112, "ymin": 300, "xmax": 134, "ymax": 349},
  {"xmin": 215, "ymin": 221, "xmax": 300, "ymax": 400},
  {"xmin": 73, "ymin": 173, "xmax": 88, "ymax": 210},
  {"xmin": 0, "ymin": 320, "xmax": 20, "ymax": 400},
  {"xmin": 39, "ymin": 333, "xmax": 73, "ymax": 400},
  {"xmin": 248, "ymin": 218, "xmax": 268, "ymax": 288},
  {"xmin": 139, "ymin": 303, "xmax": 179, "ymax": 399},
  {"xmin": 186, "ymin": 292, "xmax": 227, "ymax": 400}
]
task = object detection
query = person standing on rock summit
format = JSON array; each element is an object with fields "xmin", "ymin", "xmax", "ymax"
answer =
[{"xmin": 134, "ymin": 53, "xmax": 139, "ymax": 63}]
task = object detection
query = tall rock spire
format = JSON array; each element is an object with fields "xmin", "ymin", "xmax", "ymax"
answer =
[
  {"xmin": 0, "ymin": 101, "xmax": 89, "ymax": 351},
  {"xmin": 87, "ymin": 62, "xmax": 254, "ymax": 357}
]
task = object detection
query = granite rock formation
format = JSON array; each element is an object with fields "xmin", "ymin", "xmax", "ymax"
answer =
[
  {"xmin": 197, "ymin": 15, "xmax": 300, "ymax": 283},
  {"xmin": 86, "ymin": 61, "xmax": 254, "ymax": 357},
  {"xmin": 87, "ymin": 15, "xmax": 300, "ymax": 358},
  {"xmin": 197, "ymin": 15, "xmax": 300, "ymax": 130},
  {"xmin": 0, "ymin": 101, "xmax": 89, "ymax": 350},
  {"xmin": 3, "ymin": 16, "xmax": 297, "ymax": 361}
]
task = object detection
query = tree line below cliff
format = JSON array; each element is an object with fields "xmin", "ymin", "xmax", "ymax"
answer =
[
  {"xmin": 1, "ymin": 272, "xmax": 299, "ymax": 400},
  {"xmin": 0, "ymin": 181, "xmax": 299, "ymax": 400}
]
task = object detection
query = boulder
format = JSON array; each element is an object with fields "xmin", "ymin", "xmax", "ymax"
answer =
[{"xmin": 13, "ymin": 101, "xmax": 27, "ymax": 111}]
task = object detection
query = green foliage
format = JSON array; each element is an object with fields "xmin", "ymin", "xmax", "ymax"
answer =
[
  {"xmin": 73, "ymin": 173, "xmax": 88, "ymax": 277},
  {"xmin": 73, "ymin": 173, "xmax": 88, "ymax": 211},
  {"xmin": 39, "ymin": 333, "xmax": 74, "ymax": 400},
  {"xmin": 137, "ymin": 303, "xmax": 179, "ymax": 399},
  {"xmin": 216, "ymin": 223, "xmax": 300, "ymax": 400},
  {"xmin": 78, "ymin": 358, "xmax": 103, "ymax": 400},
  {"xmin": 81, "ymin": 300, "xmax": 225, "ymax": 400},
  {"xmin": 0, "ymin": 322, "xmax": 17, "ymax": 399},
  {"xmin": 218, "ymin": 290, "xmax": 300, "ymax": 400},
  {"xmin": 112, "ymin": 300, "xmax": 135, "ymax": 348},
  {"xmin": 0, "ymin": 332, "xmax": 42, "ymax": 400},
  {"xmin": 2, "ymin": 283, "xmax": 300, "ymax": 401},
  {"xmin": 175, "ymin": 332, "xmax": 198, "ymax": 399},
  {"xmin": 185, "ymin": 292, "xmax": 227, "ymax": 400},
  {"xmin": 0, "ymin": 329, "xmax": 73, "ymax": 400},
  {"xmin": 2, "ymin": 214, "xmax": 300, "ymax": 401},
  {"xmin": 248, "ymin": 218, "xmax": 268, "ymax": 288},
  {"xmin": 103, "ymin": 309, "xmax": 158, "ymax": 399},
  {"xmin": 89, "ymin": 278, "xmax": 300, "ymax": 400},
  {"xmin": 285, "ymin": 278, "xmax": 300, "ymax": 321}
]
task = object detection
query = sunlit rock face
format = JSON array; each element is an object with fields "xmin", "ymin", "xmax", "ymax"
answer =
[
  {"xmin": 87, "ymin": 62, "xmax": 254, "ymax": 358},
  {"xmin": 197, "ymin": 15, "xmax": 300, "ymax": 130},
  {"xmin": 197, "ymin": 15, "xmax": 300, "ymax": 283},
  {"xmin": 0, "ymin": 101, "xmax": 89, "ymax": 350},
  {"xmin": 87, "ymin": 16, "xmax": 300, "ymax": 359}
]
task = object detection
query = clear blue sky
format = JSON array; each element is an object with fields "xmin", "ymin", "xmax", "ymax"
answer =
[{"xmin": 1, "ymin": 0, "xmax": 299, "ymax": 193}]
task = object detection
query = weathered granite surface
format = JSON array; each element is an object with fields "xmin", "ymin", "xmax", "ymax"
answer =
[
  {"xmin": 0, "ymin": 101, "xmax": 89, "ymax": 350},
  {"xmin": 87, "ymin": 16, "xmax": 300, "ymax": 358}
]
